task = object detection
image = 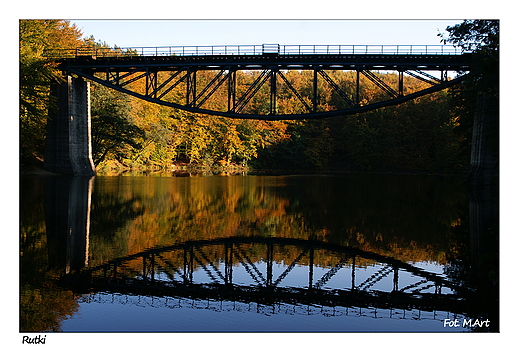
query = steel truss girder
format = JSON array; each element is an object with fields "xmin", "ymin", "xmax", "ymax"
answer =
[
  {"xmin": 65, "ymin": 236, "xmax": 477, "ymax": 316},
  {"xmin": 66, "ymin": 61, "xmax": 473, "ymax": 120}
]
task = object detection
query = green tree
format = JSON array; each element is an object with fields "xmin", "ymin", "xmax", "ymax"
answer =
[
  {"xmin": 441, "ymin": 20, "xmax": 499, "ymax": 174},
  {"xmin": 19, "ymin": 20, "xmax": 84, "ymax": 162},
  {"xmin": 90, "ymin": 84, "xmax": 145, "ymax": 166}
]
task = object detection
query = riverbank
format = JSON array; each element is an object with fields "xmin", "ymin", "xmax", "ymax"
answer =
[
  {"xmin": 21, "ymin": 158, "xmax": 250, "ymax": 176},
  {"xmin": 21, "ymin": 155, "xmax": 467, "ymax": 177},
  {"xmin": 20, "ymin": 157, "xmax": 61, "ymax": 176}
]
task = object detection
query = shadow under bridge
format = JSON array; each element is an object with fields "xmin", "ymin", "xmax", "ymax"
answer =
[{"xmin": 60, "ymin": 236, "xmax": 476, "ymax": 317}]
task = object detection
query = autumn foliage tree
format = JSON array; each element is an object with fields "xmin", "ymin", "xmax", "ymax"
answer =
[
  {"xmin": 19, "ymin": 20, "xmax": 84, "ymax": 163},
  {"xmin": 20, "ymin": 20, "xmax": 484, "ymax": 175}
]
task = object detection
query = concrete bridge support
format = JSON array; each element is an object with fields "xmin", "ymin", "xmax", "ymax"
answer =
[
  {"xmin": 44, "ymin": 75, "xmax": 96, "ymax": 176},
  {"xmin": 44, "ymin": 176, "xmax": 94, "ymax": 273},
  {"xmin": 467, "ymin": 93, "xmax": 498, "ymax": 186}
]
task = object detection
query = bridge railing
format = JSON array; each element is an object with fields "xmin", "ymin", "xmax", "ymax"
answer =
[{"xmin": 44, "ymin": 44, "xmax": 467, "ymax": 59}]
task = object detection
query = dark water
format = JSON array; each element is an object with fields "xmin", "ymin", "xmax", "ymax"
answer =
[{"xmin": 20, "ymin": 173, "xmax": 499, "ymax": 333}]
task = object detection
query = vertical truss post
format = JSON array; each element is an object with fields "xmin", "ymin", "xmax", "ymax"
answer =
[
  {"xmin": 183, "ymin": 248, "xmax": 187, "ymax": 284},
  {"xmin": 270, "ymin": 69, "xmax": 277, "ymax": 115},
  {"xmin": 151, "ymin": 253, "xmax": 155, "ymax": 283},
  {"xmin": 186, "ymin": 68, "xmax": 190, "ymax": 106},
  {"xmin": 186, "ymin": 68, "xmax": 197, "ymax": 106},
  {"xmin": 145, "ymin": 68, "xmax": 149, "ymax": 96},
  {"xmin": 351, "ymin": 256, "xmax": 356, "ymax": 289},
  {"xmin": 192, "ymin": 71, "xmax": 197, "ymax": 105},
  {"xmin": 143, "ymin": 254, "xmax": 147, "ymax": 283},
  {"xmin": 393, "ymin": 266, "xmax": 399, "ymax": 292},
  {"xmin": 189, "ymin": 245, "xmax": 194, "ymax": 284},
  {"xmin": 313, "ymin": 67, "xmax": 318, "ymax": 113},
  {"xmin": 266, "ymin": 243, "xmax": 273, "ymax": 286},
  {"xmin": 227, "ymin": 69, "xmax": 236, "ymax": 112},
  {"xmin": 146, "ymin": 70, "xmax": 158, "ymax": 98},
  {"xmin": 113, "ymin": 262, "xmax": 117, "ymax": 281},
  {"xmin": 183, "ymin": 247, "xmax": 194, "ymax": 284},
  {"xmin": 356, "ymin": 68, "xmax": 360, "ymax": 106},
  {"xmin": 399, "ymin": 69, "xmax": 404, "ymax": 96},
  {"xmin": 308, "ymin": 246, "xmax": 314, "ymax": 290},
  {"xmin": 225, "ymin": 242, "xmax": 233, "ymax": 285}
]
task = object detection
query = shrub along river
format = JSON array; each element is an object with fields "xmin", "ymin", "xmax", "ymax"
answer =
[{"xmin": 20, "ymin": 172, "xmax": 498, "ymax": 333}]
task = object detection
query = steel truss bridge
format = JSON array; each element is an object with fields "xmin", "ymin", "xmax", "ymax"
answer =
[
  {"xmin": 47, "ymin": 44, "xmax": 473, "ymax": 120},
  {"xmin": 60, "ymin": 237, "xmax": 477, "ymax": 318}
]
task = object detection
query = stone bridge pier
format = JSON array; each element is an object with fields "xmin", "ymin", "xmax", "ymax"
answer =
[{"xmin": 44, "ymin": 75, "xmax": 96, "ymax": 176}]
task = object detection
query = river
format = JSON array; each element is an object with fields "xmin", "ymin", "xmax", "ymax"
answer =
[{"xmin": 20, "ymin": 172, "xmax": 498, "ymax": 333}]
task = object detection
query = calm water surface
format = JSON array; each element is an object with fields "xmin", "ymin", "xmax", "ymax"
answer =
[{"xmin": 20, "ymin": 173, "xmax": 498, "ymax": 332}]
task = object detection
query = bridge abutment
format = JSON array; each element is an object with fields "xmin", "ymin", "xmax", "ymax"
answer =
[
  {"xmin": 44, "ymin": 75, "xmax": 96, "ymax": 176},
  {"xmin": 468, "ymin": 93, "xmax": 498, "ymax": 186}
]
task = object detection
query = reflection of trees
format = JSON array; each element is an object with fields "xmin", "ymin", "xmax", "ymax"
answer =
[
  {"xmin": 272, "ymin": 174, "xmax": 468, "ymax": 263},
  {"xmin": 20, "ymin": 286, "xmax": 79, "ymax": 332},
  {"xmin": 443, "ymin": 181, "xmax": 498, "ymax": 332},
  {"xmin": 86, "ymin": 175, "xmax": 467, "ymax": 268},
  {"xmin": 20, "ymin": 173, "xmax": 477, "ymax": 332},
  {"xmin": 20, "ymin": 177, "xmax": 80, "ymax": 332},
  {"xmin": 87, "ymin": 177, "xmax": 295, "ymax": 264},
  {"xmin": 88, "ymin": 190, "xmax": 146, "ymax": 263}
]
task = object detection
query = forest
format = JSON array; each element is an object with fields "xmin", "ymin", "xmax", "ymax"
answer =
[{"xmin": 20, "ymin": 20, "xmax": 498, "ymax": 175}]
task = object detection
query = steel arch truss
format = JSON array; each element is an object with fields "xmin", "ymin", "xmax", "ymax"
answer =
[
  {"xmin": 60, "ymin": 237, "xmax": 476, "ymax": 315},
  {"xmin": 62, "ymin": 53, "xmax": 471, "ymax": 120}
]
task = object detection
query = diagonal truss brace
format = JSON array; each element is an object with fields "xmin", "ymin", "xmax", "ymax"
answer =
[
  {"xmin": 405, "ymin": 70, "xmax": 443, "ymax": 85},
  {"xmin": 356, "ymin": 265, "xmax": 393, "ymax": 290},
  {"xmin": 234, "ymin": 69, "xmax": 271, "ymax": 113},
  {"xmin": 314, "ymin": 262, "xmax": 345, "ymax": 289},
  {"xmin": 155, "ymin": 253, "xmax": 188, "ymax": 283},
  {"xmin": 278, "ymin": 71, "xmax": 312, "ymax": 112},
  {"xmin": 317, "ymin": 69, "xmax": 357, "ymax": 108},
  {"xmin": 272, "ymin": 247, "xmax": 309, "ymax": 287},
  {"xmin": 361, "ymin": 70, "xmax": 400, "ymax": 99},
  {"xmin": 188, "ymin": 70, "xmax": 228, "ymax": 108}
]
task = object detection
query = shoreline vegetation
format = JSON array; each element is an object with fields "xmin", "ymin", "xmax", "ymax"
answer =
[
  {"xmin": 21, "ymin": 155, "xmax": 467, "ymax": 177},
  {"xmin": 97, "ymin": 159, "xmax": 250, "ymax": 176},
  {"xmin": 20, "ymin": 20, "xmax": 498, "ymax": 181}
]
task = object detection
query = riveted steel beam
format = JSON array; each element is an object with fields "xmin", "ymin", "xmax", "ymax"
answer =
[{"xmin": 62, "ymin": 46, "xmax": 473, "ymax": 120}]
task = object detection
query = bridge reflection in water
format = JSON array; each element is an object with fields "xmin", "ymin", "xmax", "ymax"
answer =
[
  {"xmin": 60, "ymin": 236, "xmax": 476, "ymax": 323},
  {"xmin": 35, "ymin": 174, "xmax": 498, "ymax": 331}
]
